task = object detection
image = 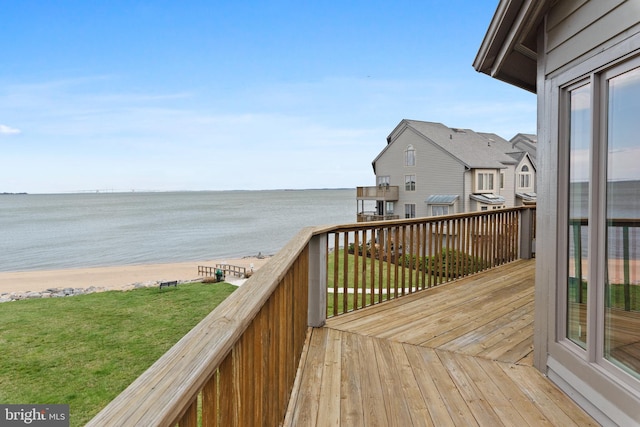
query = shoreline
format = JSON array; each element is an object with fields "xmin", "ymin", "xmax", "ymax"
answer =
[{"xmin": 0, "ymin": 256, "xmax": 272, "ymax": 296}]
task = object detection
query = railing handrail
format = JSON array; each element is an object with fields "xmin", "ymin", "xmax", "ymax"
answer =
[
  {"xmin": 87, "ymin": 227, "xmax": 316, "ymax": 426},
  {"xmin": 318, "ymin": 206, "xmax": 534, "ymax": 234}
]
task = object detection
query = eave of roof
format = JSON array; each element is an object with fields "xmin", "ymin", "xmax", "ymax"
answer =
[{"xmin": 473, "ymin": 0, "xmax": 553, "ymax": 93}]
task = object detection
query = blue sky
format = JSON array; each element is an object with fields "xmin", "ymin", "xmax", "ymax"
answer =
[{"xmin": 0, "ymin": 1, "xmax": 536, "ymax": 193}]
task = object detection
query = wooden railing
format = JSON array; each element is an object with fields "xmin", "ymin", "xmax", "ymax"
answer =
[
  {"xmin": 356, "ymin": 185, "xmax": 399, "ymax": 200},
  {"xmin": 88, "ymin": 207, "xmax": 535, "ymax": 426},
  {"xmin": 87, "ymin": 228, "xmax": 314, "ymax": 427},
  {"xmin": 570, "ymin": 217, "xmax": 640, "ymax": 311},
  {"xmin": 356, "ymin": 212, "xmax": 400, "ymax": 222},
  {"xmin": 326, "ymin": 207, "xmax": 534, "ymax": 317}
]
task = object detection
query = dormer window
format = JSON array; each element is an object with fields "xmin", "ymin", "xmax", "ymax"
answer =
[
  {"xmin": 405, "ymin": 145, "xmax": 415, "ymax": 166},
  {"xmin": 517, "ymin": 165, "xmax": 532, "ymax": 190}
]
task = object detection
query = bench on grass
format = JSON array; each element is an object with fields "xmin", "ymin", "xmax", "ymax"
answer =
[{"xmin": 159, "ymin": 280, "xmax": 178, "ymax": 289}]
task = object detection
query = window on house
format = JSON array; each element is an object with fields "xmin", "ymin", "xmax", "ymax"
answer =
[
  {"xmin": 476, "ymin": 172, "xmax": 494, "ymax": 191},
  {"xmin": 431, "ymin": 205, "xmax": 449, "ymax": 216},
  {"xmin": 404, "ymin": 204, "xmax": 415, "ymax": 218},
  {"xmin": 405, "ymin": 145, "xmax": 415, "ymax": 166},
  {"xmin": 563, "ymin": 60, "xmax": 640, "ymax": 382},
  {"xmin": 405, "ymin": 175, "xmax": 416, "ymax": 191},
  {"xmin": 500, "ymin": 172, "xmax": 505, "ymax": 189},
  {"xmin": 386, "ymin": 202, "xmax": 394, "ymax": 214},
  {"xmin": 377, "ymin": 176, "xmax": 390, "ymax": 187},
  {"xmin": 517, "ymin": 165, "xmax": 532, "ymax": 190}
]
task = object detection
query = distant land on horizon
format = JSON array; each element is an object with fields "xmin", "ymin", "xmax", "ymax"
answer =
[{"xmin": 7, "ymin": 187, "xmax": 355, "ymax": 196}]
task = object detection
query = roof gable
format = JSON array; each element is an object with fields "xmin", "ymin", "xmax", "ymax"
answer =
[
  {"xmin": 373, "ymin": 119, "xmax": 533, "ymax": 172},
  {"xmin": 400, "ymin": 120, "xmax": 515, "ymax": 169}
]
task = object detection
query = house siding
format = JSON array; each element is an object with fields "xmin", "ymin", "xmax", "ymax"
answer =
[{"xmin": 546, "ymin": 0, "xmax": 639, "ymax": 76}]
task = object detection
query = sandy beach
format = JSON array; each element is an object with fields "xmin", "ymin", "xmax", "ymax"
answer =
[{"xmin": 0, "ymin": 256, "xmax": 272, "ymax": 295}]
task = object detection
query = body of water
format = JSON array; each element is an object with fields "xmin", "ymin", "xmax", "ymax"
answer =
[{"xmin": 0, "ymin": 189, "xmax": 356, "ymax": 272}]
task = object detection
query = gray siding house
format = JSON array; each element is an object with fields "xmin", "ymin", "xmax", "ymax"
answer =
[
  {"xmin": 475, "ymin": 0, "xmax": 640, "ymax": 425},
  {"xmin": 357, "ymin": 119, "xmax": 536, "ymax": 221}
]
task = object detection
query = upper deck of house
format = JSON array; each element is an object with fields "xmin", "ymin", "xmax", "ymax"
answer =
[
  {"xmin": 286, "ymin": 259, "xmax": 595, "ymax": 426},
  {"xmin": 87, "ymin": 207, "xmax": 598, "ymax": 426}
]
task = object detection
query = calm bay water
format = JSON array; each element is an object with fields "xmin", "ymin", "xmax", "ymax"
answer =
[{"xmin": 0, "ymin": 189, "xmax": 356, "ymax": 272}]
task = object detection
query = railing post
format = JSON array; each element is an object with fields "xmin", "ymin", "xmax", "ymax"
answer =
[
  {"xmin": 519, "ymin": 208, "xmax": 534, "ymax": 259},
  {"xmin": 308, "ymin": 233, "xmax": 327, "ymax": 327}
]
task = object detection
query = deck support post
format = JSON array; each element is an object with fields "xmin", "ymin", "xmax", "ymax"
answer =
[
  {"xmin": 308, "ymin": 233, "xmax": 327, "ymax": 327},
  {"xmin": 520, "ymin": 208, "xmax": 534, "ymax": 259}
]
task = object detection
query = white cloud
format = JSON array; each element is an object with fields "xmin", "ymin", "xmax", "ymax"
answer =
[{"xmin": 0, "ymin": 124, "xmax": 21, "ymax": 135}]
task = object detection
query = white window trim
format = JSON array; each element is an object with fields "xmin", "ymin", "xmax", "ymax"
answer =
[{"xmin": 474, "ymin": 170, "xmax": 496, "ymax": 193}]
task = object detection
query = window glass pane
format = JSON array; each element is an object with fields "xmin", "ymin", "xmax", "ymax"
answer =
[
  {"xmin": 405, "ymin": 146, "xmax": 415, "ymax": 166},
  {"xmin": 405, "ymin": 175, "xmax": 415, "ymax": 191},
  {"xmin": 605, "ymin": 67, "xmax": 640, "ymax": 378},
  {"xmin": 568, "ymin": 83, "xmax": 591, "ymax": 349},
  {"xmin": 386, "ymin": 202, "xmax": 394, "ymax": 214},
  {"xmin": 405, "ymin": 204, "xmax": 415, "ymax": 219}
]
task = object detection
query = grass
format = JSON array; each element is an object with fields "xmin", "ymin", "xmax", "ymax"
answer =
[{"xmin": 0, "ymin": 282, "xmax": 236, "ymax": 427}]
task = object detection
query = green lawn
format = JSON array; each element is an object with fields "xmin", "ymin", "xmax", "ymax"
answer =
[{"xmin": 0, "ymin": 282, "xmax": 236, "ymax": 426}]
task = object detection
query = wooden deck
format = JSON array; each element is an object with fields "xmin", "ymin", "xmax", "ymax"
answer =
[{"xmin": 285, "ymin": 260, "xmax": 599, "ymax": 426}]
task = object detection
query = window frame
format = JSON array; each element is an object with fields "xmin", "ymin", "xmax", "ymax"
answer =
[
  {"xmin": 404, "ymin": 203, "xmax": 416, "ymax": 219},
  {"xmin": 405, "ymin": 174, "xmax": 416, "ymax": 191},
  {"xmin": 557, "ymin": 55, "xmax": 640, "ymax": 392},
  {"xmin": 475, "ymin": 170, "xmax": 496, "ymax": 193},
  {"xmin": 405, "ymin": 145, "xmax": 416, "ymax": 166}
]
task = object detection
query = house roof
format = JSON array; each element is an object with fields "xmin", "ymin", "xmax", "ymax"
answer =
[
  {"xmin": 426, "ymin": 194, "xmax": 459, "ymax": 204},
  {"xmin": 510, "ymin": 133, "xmax": 537, "ymax": 162},
  {"xmin": 472, "ymin": 0, "xmax": 553, "ymax": 93},
  {"xmin": 516, "ymin": 192, "xmax": 537, "ymax": 203},
  {"xmin": 377, "ymin": 120, "xmax": 517, "ymax": 170},
  {"xmin": 470, "ymin": 193, "xmax": 506, "ymax": 205}
]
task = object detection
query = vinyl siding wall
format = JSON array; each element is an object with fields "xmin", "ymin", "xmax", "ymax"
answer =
[{"xmin": 545, "ymin": 0, "xmax": 640, "ymax": 77}]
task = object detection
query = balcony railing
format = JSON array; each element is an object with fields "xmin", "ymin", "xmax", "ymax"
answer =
[
  {"xmin": 356, "ymin": 212, "xmax": 400, "ymax": 222},
  {"xmin": 356, "ymin": 185, "xmax": 399, "ymax": 200},
  {"xmin": 88, "ymin": 207, "xmax": 536, "ymax": 426},
  {"xmin": 570, "ymin": 217, "xmax": 640, "ymax": 312}
]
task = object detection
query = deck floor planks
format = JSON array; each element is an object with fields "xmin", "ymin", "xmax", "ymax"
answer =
[
  {"xmin": 287, "ymin": 327, "xmax": 327, "ymax": 426},
  {"xmin": 417, "ymin": 286, "xmax": 534, "ymax": 351},
  {"xmin": 450, "ymin": 352, "xmax": 530, "ymax": 426},
  {"xmin": 402, "ymin": 344, "xmax": 455, "ymax": 427},
  {"xmin": 315, "ymin": 328, "xmax": 342, "ymax": 426},
  {"xmin": 285, "ymin": 260, "xmax": 597, "ymax": 426},
  {"xmin": 435, "ymin": 349, "xmax": 503, "ymax": 426},
  {"xmin": 357, "ymin": 265, "xmax": 535, "ymax": 345},
  {"xmin": 472, "ymin": 356, "xmax": 556, "ymax": 426},
  {"xmin": 497, "ymin": 361, "xmax": 600, "ymax": 427},
  {"xmin": 387, "ymin": 340, "xmax": 433, "ymax": 427},
  {"xmin": 434, "ymin": 299, "xmax": 533, "ymax": 354},
  {"xmin": 354, "ymin": 332, "xmax": 388, "ymax": 426},
  {"xmin": 372, "ymin": 336, "xmax": 415, "ymax": 425},
  {"xmin": 339, "ymin": 330, "xmax": 363, "ymax": 425}
]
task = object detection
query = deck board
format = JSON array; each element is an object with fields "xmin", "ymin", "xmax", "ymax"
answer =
[{"xmin": 285, "ymin": 260, "xmax": 599, "ymax": 426}]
